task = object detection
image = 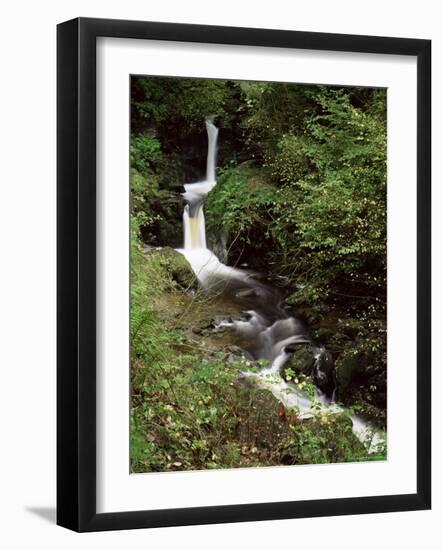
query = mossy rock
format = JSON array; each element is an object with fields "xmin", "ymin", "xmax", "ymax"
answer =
[
  {"xmin": 224, "ymin": 345, "xmax": 254, "ymax": 362},
  {"xmin": 156, "ymin": 246, "xmax": 197, "ymax": 290},
  {"xmin": 283, "ymin": 344, "xmax": 316, "ymax": 377}
]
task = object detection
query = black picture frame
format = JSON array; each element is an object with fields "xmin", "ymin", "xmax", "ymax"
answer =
[{"xmin": 57, "ymin": 17, "xmax": 431, "ymax": 532}]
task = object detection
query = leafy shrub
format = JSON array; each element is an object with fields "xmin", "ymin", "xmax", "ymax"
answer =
[
  {"xmin": 130, "ymin": 133, "xmax": 161, "ymax": 174},
  {"xmin": 205, "ymin": 163, "xmax": 277, "ymax": 267},
  {"xmin": 265, "ymin": 134, "xmax": 311, "ymax": 184},
  {"xmin": 279, "ymin": 414, "xmax": 369, "ymax": 465}
]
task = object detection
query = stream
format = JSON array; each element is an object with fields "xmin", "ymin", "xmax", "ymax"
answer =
[{"xmin": 177, "ymin": 121, "xmax": 384, "ymax": 455}]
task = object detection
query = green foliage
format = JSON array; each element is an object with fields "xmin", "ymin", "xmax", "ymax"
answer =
[
  {"xmin": 265, "ymin": 134, "xmax": 311, "ymax": 184},
  {"xmin": 270, "ymin": 88, "xmax": 386, "ymax": 303},
  {"xmin": 239, "ymin": 82, "xmax": 318, "ymax": 157},
  {"xmin": 332, "ymin": 314, "xmax": 387, "ymax": 420},
  {"xmin": 130, "ymin": 133, "xmax": 161, "ymax": 174},
  {"xmin": 131, "ymin": 77, "xmax": 235, "ymax": 134},
  {"xmin": 279, "ymin": 414, "xmax": 368, "ymax": 465},
  {"xmin": 130, "ymin": 245, "xmax": 281, "ymax": 472},
  {"xmin": 205, "ymin": 164, "xmax": 276, "ymax": 264},
  {"xmin": 130, "ymin": 132, "xmax": 183, "ymax": 247},
  {"xmin": 284, "ymin": 368, "xmax": 317, "ymax": 399},
  {"xmin": 131, "ymin": 243, "xmax": 235, "ymax": 471}
]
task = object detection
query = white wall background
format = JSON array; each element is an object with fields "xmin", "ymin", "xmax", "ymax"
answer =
[{"xmin": 0, "ymin": 0, "xmax": 439, "ymax": 547}]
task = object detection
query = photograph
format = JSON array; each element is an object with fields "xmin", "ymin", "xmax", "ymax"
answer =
[
  {"xmin": 0, "ymin": 0, "xmax": 434, "ymax": 541},
  {"xmin": 129, "ymin": 76, "xmax": 388, "ymax": 473}
]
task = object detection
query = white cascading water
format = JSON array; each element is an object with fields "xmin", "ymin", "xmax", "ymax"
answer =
[
  {"xmin": 182, "ymin": 119, "xmax": 218, "ymax": 253},
  {"xmin": 177, "ymin": 120, "xmax": 385, "ymax": 455},
  {"xmin": 179, "ymin": 121, "xmax": 251, "ymax": 289}
]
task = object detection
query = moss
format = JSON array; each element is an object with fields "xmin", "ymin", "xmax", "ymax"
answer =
[
  {"xmin": 284, "ymin": 345, "xmax": 316, "ymax": 376},
  {"xmin": 157, "ymin": 246, "xmax": 197, "ymax": 290}
]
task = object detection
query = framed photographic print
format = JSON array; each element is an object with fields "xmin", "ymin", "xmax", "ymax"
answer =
[{"xmin": 57, "ymin": 17, "xmax": 431, "ymax": 532}]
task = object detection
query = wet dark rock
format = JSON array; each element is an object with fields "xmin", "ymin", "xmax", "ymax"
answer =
[
  {"xmin": 312, "ymin": 348, "xmax": 336, "ymax": 397},
  {"xmin": 283, "ymin": 343, "xmax": 336, "ymax": 398},
  {"xmin": 241, "ymin": 312, "xmax": 253, "ymax": 321},
  {"xmin": 207, "ymin": 232, "xmax": 228, "ymax": 262}
]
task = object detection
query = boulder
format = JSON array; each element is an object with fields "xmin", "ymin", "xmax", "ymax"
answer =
[
  {"xmin": 283, "ymin": 343, "xmax": 316, "ymax": 376},
  {"xmin": 312, "ymin": 348, "xmax": 336, "ymax": 397},
  {"xmin": 157, "ymin": 246, "xmax": 197, "ymax": 290},
  {"xmin": 224, "ymin": 345, "xmax": 254, "ymax": 362},
  {"xmin": 283, "ymin": 343, "xmax": 336, "ymax": 398}
]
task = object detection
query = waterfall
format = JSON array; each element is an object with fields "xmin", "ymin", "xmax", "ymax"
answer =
[
  {"xmin": 182, "ymin": 120, "xmax": 218, "ymax": 250},
  {"xmin": 183, "ymin": 205, "xmax": 206, "ymax": 249},
  {"xmin": 178, "ymin": 121, "xmax": 250, "ymax": 289},
  {"xmin": 176, "ymin": 120, "xmax": 384, "ymax": 454}
]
